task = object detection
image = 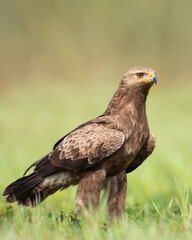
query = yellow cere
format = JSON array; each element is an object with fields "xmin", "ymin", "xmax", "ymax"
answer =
[
  {"xmin": 141, "ymin": 72, "xmax": 154, "ymax": 82},
  {"xmin": 149, "ymin": 73, "xmax": 154, "ymax": 78}
]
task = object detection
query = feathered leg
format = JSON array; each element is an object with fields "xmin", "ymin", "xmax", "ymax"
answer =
[
  {"xmin": 105, "ymin": 170, "xmax": 127, "ymax": 218},
  {"xmin": 75, "ymin": 169, "xmax": 106, "ymax": 211}
]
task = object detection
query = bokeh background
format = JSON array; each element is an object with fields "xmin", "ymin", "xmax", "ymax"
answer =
[{"xmin": 1, "ymin": 0, "xmax": 192, "ymax": 213}]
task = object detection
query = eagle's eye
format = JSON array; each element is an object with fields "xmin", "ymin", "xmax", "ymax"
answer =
[{"xmin": 137, "ymin": 73, "xmax": 144, "ymax": 78}]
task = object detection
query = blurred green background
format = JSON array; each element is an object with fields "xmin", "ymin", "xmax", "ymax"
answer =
[
  {"xmin": 1, "ymin": 0, "xmax": 192, "ymax": 215},
  {"xmin": 1, "ymin": 0, "xmax": 192, "ymax": 86}
]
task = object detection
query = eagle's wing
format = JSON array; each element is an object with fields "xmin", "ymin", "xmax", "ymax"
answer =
[{"xmin": 48, "ymin": 123, "xmax": 125, "ymax": 171}]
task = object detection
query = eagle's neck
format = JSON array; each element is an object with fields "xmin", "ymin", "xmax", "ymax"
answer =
[{"xmin": 104, "ymin": 81, "xmax": 150, "ymax": 116}]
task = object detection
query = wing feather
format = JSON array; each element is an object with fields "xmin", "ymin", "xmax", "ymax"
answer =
[{"xmin": 48, "ymin": 123, "xmax": 125, "ymax": 171}]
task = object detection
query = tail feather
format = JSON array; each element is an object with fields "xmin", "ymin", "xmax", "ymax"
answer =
[
  {"xmin": 3, "ymin": 154, "xmax": 75, "ymax": 207},
  {"xmin": 3, "ymin": 172, "xmax": 44, "ymax": 206},
  {"xmin": 4, "ymin": 173, "xmax": 39, "ymax": 195}
]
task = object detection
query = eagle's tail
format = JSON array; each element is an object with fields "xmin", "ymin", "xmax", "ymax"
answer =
[
  {"xmin": 3, "ymin": 173, "xmax": 46, "ymax": 207},
  {"xmin": 3, "ymin": 170, "xmax": 74, "ymax": 207}
]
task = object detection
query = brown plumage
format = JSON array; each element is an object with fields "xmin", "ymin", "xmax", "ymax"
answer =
[{"xmin": 3, "ymin": 66, "xmax": 157, "ymax": 217}]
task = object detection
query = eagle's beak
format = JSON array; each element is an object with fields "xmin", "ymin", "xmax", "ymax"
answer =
[
  {"xmin": 141, "ymin": 73, "xmax": 157, "ymax": 85},
  {"xmin": 151, "ymin": 74, "xmax": 157, "ymax": 85},
  {"xmin": 148, "ymin": 73, "xmax": 157, "ymax": 85}
]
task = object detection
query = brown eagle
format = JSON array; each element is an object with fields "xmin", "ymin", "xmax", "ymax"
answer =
[{"xmin": 3, "ymin": 67, "xmax": 157, "ymax": 218}]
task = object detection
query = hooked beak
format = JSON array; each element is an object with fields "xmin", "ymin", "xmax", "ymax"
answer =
[
  {"xmin": 151, "ymin": 74, "xmax": 157, "ymax": 85},
  {"xmin": 141, "ymin": 73, "xmax": 157, "ymax": 85}
]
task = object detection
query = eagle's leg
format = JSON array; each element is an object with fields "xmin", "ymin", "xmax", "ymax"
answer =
[
  {"xmin": 75, "ymin": 169, "xmax": 106, "ymax": 212},
  {"xmin": 105, "ymin": 170, "xmax": 127, "ymax": 218}
]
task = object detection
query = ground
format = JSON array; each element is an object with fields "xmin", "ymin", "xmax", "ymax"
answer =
[{"xmin": 0, "ymin": 81, "xmax": 192, "ymax": 240}]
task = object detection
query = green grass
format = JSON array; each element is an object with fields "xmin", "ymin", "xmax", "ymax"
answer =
[{"xmin": 0, "ymin": 82, "xmax": 192, "ymax": 239}]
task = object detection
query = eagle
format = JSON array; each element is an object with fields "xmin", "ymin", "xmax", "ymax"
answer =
[{"xmin": 3, "ymin": 67, "xmax": 157, "ymax": 218}]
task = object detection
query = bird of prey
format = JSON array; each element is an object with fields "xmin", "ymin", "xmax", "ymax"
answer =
[{"xmin": 3, "ymin": 67, "xmax": 157, "ymax": 218}]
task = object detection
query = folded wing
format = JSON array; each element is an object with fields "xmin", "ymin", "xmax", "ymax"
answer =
[{"xmin": 48, "ymin": 123, "xmax": 125, "ymax": 171}]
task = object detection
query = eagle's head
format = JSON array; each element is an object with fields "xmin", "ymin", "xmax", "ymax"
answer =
[{"xmin": 122, "ymin": 67, "xmax": 157, "ymax": 88}]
